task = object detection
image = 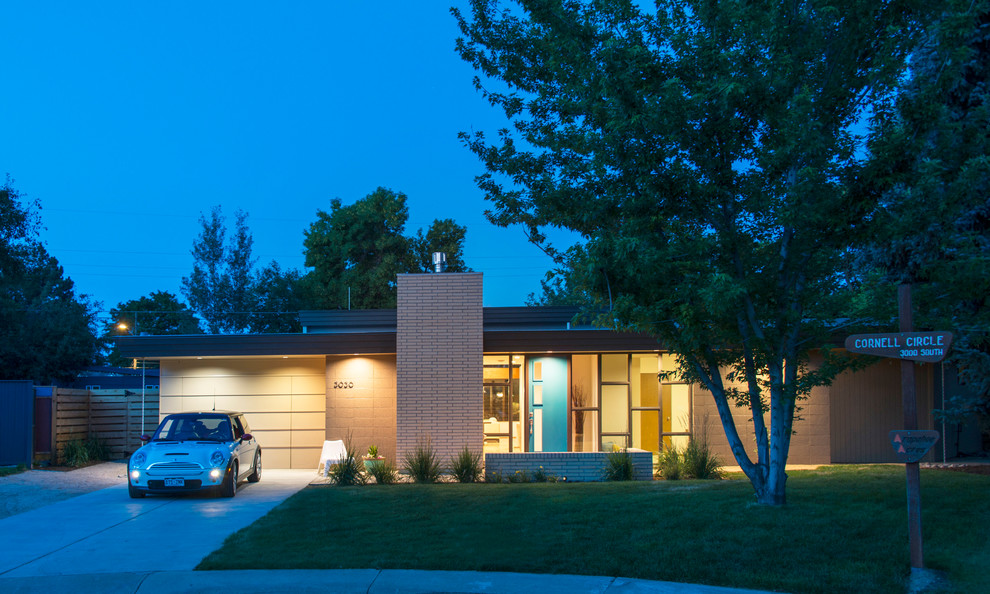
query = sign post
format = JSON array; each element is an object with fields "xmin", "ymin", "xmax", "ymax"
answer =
[
  {"xmin": 844, "ymin": 284, "xmax": 953, "ymax": 571},
  {"xmin": 898, "ymin": 285, "xmax": 925, "ymax": 569}
]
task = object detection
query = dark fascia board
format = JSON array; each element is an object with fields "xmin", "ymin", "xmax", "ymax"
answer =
[
  {"xmin": 115, "ymin": 328, "xmax": 660, "ymax": 359},
  {"xmin": 484, "ymin": 330, "xmax": 661, "ymax": 353},
  {"xmin": 299, "ymin": 306, "xmax": 597, "ymax": 334},
  {"xmin": 116, "ymin": 333, "xmax": 396, "ymax": 358}
]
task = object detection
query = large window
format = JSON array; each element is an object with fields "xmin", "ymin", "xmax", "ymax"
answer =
[
  {"xmin": 570, "ymin": 355, "xmax": 599, "ymax": 451},
  {"xmin": 483, "ymin": 355, "xmax": 523, "ymax": 452},
  {"xmin": 631, "ymin": 354, "xmax": 661, "ymax": 453},
  {"xmin": 600, "ymin": 354, "xmax": 630, "ymax": 451},
  {"xmin": 660, "ymin": 354, "xmax": 692, "ymax": 450},
  {"xmin": 632, "ymin": 354, "xmax": 692, "ymax": 452}
]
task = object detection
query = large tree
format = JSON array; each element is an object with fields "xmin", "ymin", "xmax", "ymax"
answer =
[
  {"xmin": 454, "ymin": 0, "xmax": 935, "ymax": 504},
  {"xmin": 859, "ymin": 2, "xmax": 990, "ymax": 431},
  {"xmin": 104, "ymin": 291, "xmax": 201, "ymax": 366},
  {"xmin": 0, "ymin": 177, "xmax": 99, "ymax": 383},
  {"xmin": 412, "ymin": 218, "xmax": 471, "ymax": 273},
  {"xmin": 181, "ymin": 206, "xmax": 257, "ymax": 333},
  {"xmin": 249, "ymin": 261, "xmax": 304, "ymax": 333},
  {"xmin": 303, "ymin": 188, "xmax": 470, "ymax": 309}
]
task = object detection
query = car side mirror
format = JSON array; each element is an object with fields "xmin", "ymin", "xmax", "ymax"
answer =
[
  {"xmin": 240, "ymin": 433, "xmax": 253, "ymax": 442},
  {"xmin": 139, "ymin": 435, "xmax": 151, "ymax": 442}
]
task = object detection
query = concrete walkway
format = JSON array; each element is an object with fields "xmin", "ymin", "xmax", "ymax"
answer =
[
  {"xmin": 0, "ymin": 469, "xmax": 778, "ymax": 593},
  {"xmin": 0, "ymin": 569, "xmax": 776, "ymax": 593}
]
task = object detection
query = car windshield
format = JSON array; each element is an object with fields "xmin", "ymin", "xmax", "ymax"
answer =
[{"xmin": 153, "ymin": 414, "xmax": 233, "ymax": 442}]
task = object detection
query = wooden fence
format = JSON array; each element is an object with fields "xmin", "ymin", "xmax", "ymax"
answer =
[{"xmin": 52, "ymin": 388, "xmax": 159, "ymax": 463}]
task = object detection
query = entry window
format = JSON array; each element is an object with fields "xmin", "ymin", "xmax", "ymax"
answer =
[{"xmin": 483, "ymin": 355, "xmax": 523, "ymax": 452}]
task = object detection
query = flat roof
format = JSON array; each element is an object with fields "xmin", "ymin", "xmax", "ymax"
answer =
[{"xmin": 116, "ymin": 307, "xmax": 659, "ymax": 359}]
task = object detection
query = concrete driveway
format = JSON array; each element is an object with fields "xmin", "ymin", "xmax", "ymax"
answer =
[{"xmin": 0, "ymin": 469, "xmax": 313, "ymax": 578}]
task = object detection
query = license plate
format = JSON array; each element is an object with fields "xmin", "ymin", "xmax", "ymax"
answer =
[{"xmin": 164, "ymin": 478, "xmax": 184, "ymax": 487}]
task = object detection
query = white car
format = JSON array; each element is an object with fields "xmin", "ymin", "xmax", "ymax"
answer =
[{"xmin": 127, "ymin": 411, "xmax": 261, "ymax": 498}]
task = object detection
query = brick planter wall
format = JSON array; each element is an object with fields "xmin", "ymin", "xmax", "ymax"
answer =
[{"xmin": 485, "ymin": 450, "xmax": 654, "ymax": 482}]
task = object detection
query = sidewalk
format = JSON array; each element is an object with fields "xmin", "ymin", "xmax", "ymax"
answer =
[{"xmin": 0, "ymin": 568, "xmax": 780, "ymax": 594}]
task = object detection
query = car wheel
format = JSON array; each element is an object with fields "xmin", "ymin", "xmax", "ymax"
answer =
[
  {"xmin": 247, "ymin": 450, "xmax": 262, "ymax": 483},
  {"xmin": 128, "ymin": 483, "xmax": 145, "ymax": 499},
  {"xmin": 220, "ymin": 461, "xmax": 237, "ymax": 498}
]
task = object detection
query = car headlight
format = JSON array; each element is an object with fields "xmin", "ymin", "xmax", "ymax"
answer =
[
  {"xmin": 210, "ymin": 451, "xmax": 226, "ymax": 467},
  {"xmin": 131, "ymin": 452, "xmax": 146, "ymax": 467}
]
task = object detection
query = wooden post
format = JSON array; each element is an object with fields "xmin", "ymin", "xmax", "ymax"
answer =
[
  {"xmin": 125, "ymin": 392, "xmax": 131, "ymax": 455},
  {"xmin": 899, "ymin": 284, "xmax": 924, "ymax": 569}
]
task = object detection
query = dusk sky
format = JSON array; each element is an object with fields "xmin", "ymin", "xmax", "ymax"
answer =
[{"xmin": 1, "ymin": 2, "xmax": 575, "ymax": 322}]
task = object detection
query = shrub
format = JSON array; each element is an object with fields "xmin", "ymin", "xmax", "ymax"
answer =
[
  {"xmin": 657, "ymin": 446, "xmax": 682, "ymax": 480},
  {"xmin": 62, "ymin": 439, "xmax": 89, "ymax": 467},
  {"xmin": 366, "ymin": 459, "xmax": 399, "ymax": 485},
  {"xmin": 86, "ymin": 436, "xmax": 111, "ymax": 462},
  {"xmin": 602, "ymin": 448, "xmax": 634, "ymax": 481},
  {"xmin": 508, "ymin": 469, "xmax": 531, "ymax": 483},
  {"xmin": 485, "ymin": 470, "xmax": 504, "ymax": 483},
  {"xmin": 532, "ymin": 466, "xmax": 558, "ymax": 483},
  {"xmin": 328, "ymin": 435, "xmax": 367, "ymax": 486},
  {"xmin": 448, "ymin": 446, "xmax": 483, "ymax": 483},
  {"xmin": 681, "ymin": 437, "xmax": 723, "ymax": 479},
  {"xmin": 403, "ymin": 437, "xmax": 443, "ymax": 483}
]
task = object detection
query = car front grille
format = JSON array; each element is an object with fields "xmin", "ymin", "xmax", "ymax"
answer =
[{"xmin": 148, "ymin": 462, "xmax": 203, "ymax": 472}]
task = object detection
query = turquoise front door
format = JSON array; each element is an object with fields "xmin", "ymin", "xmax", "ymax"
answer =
[{"xmin": 528, "ymin": 357, "xmax": 568, "ymax": 452}]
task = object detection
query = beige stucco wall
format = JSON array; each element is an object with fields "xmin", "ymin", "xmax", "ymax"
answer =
[
  {"xmin": 829, "ymin": 358, "xmax": 936, "ymax": 463},
  {"xmin": 159, "ymin": 357, "xmax": 326, "ymax": 469},
  {"xmin": 694, "ymin": 356, "xmax": 939, "ymax": 466},
  {"xmin": 326, "ymin": 355, "xmax": 397, "ymax": 462},
  {"xmin": 692, "ymin": 354, "xmax": 832, "ymax": 467}
]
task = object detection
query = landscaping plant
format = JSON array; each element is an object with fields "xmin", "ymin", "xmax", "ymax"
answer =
[
  {"xmin": 532, "ymin": 465, "xmax": 559, "ymax": 483},
  {"xmin": 366, "ymin": 459, "xmax": 399, "ymax": 485},
  {"xmin": 327, "ymin": 436, "xmax": 366, "ymax": 486},
  {"xmin": 61, "ymin": 439, "xmax": 89, "ymax": 467},
  {"xmin": 85, "ymin": 436, "xmax": 111, "ymax": 462},
  {"xmin": 602, "ymin": 449, "xmax": 634, "ymax": 481},
  {"xmin": 681, "ymin": 437, "xmax": 723, "ymax": 480},
  {"xmin": 448, "ymin": 446, "xmax": 483, "ymax": 483},
  {"xmin": 402, "ymin": 437, "xmax": 443, "ymax": 483},
  {"xmin": 656, "ymin": 446, "xmax": 682, "ymax": 480}
]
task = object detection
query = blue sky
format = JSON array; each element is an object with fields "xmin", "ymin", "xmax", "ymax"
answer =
[{"xmin": 1, "ymin": 2, "xmax": 572, "ymax": 319}]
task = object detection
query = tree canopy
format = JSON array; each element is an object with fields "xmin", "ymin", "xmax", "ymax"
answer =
[
  {"xmin": 0, "ymin": 177, "xmax": 99, "ymax": 383},
  {"xmin": 858, "ymin": 2, "xmax": 990, "ymax": 429},
  {"xmin": 181, "ymin": 206, "xmax": 257, "ymax": 333},
  {"xmin": 455, "ymin": 0, "xmax": 937, "ymax": 504},
  {"xmin": 302, "ymin": 187, "xmax": 470, "ymax": 309},
  {"xmin": 103, "ymin": 291, "xmax": 201, "ymax": 366}
]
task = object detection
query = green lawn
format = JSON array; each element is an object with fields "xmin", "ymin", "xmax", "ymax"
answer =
[{"xmin": 199, "ymin": 466, "xmax": 990, "ymax": 593}]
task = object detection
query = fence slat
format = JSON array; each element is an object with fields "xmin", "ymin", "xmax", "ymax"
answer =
[{"xmin": 53, "ymin": 387, "xmax": 160, "ymax": 463}]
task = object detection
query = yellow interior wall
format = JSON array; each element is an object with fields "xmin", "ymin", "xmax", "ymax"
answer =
[{"xmin": 638, "ymin": 375, "xmax": 660, "ymax": 452}]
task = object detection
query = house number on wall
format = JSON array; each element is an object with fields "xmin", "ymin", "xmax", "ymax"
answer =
[{"xmin": 333, "ymin": 381, "xmax": 355, "ymax": 389}]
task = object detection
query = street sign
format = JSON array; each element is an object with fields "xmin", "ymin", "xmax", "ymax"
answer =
[
  {"xmin": 890, "ymin": 430, "xmax": 940, "ymax": 463},
  {"xmin": 844, "ymin": 331, "xmax": 953, "ymax": 363}
]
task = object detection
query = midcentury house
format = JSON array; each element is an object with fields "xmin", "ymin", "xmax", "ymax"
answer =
[{"xmin": 116, "ymin": 271, "xmax": 960, "ymax": 472}]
